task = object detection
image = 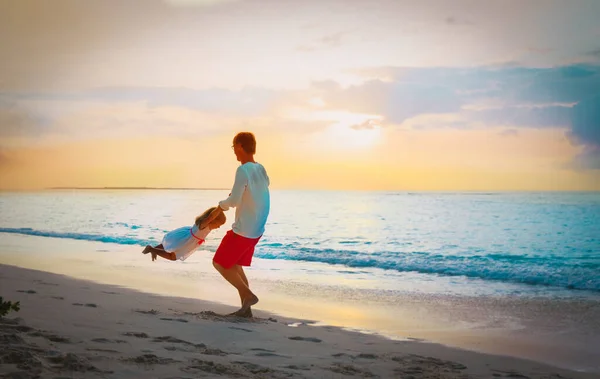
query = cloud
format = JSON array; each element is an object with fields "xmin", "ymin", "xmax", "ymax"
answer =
[
  {"xmin": 350, "ymin": 119, "xmax": 379, "ymax": 130},
  {"xmin": 3, "ymin": 63, "xmax": 600, "ymax": 168},
  {"xmin": 297, "ymin": 31, "xmax": 351, "ymax": 52},
  {"xmin": 162, "ymin": 0, "xmax": 240, "ymax": 7},
  {"xmin": 499, "ymin": 129, "xmax": 519, "ymax": 137},
  {"xmin": 346, "ymin": 63, "xmax": 600, "ymax": 168},
  {"xmin": 568, "ymin": 94, "xmax": 600, "ymax": 168},
  {"xmin": 2, "ymin": 86, "xmax": 281, "ymax": 118},
  {"xmin": 0, "ymin": 148, "xmax": 9, "ymax": 167},
  {"xmin": 466, "ymin": 105, "xmax": 572, "ymax": 128},
  {"xmin": 0, "ymin": 106, "xmax": 49, "ymax": 138},
  {"xmin": 509, "ymin": 65, "xmax": 600, "ymax": 103},
  {"xmin": 445, "ymin": 16, "xmax": 474, "ymax": 26},
  {"xmin": 569, "ymin": 94, "xmax": 600, "ymax": 146},
  {"xmin": 584, "ymin": 48, "xmax": 600, "ymax": 58},
  {"xmin": 571, "ymin": 146, "xmax": 600, "ymax": 170},
  {"xmin": 350, "ymin": 64, "xmax": 600, "ymax": 105},
  {"xmin": 313, "ymin": 80, "xmax": 462, "ymax": 124},
  {"xmin": 0, "ymin": 86, "xmax": 329, "ymax": 144},
  {"xmin": 527, "ymin": 47, "xmax": 554, "ymax": 55}
]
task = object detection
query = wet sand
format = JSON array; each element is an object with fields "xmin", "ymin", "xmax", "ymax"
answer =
[{"xmin": 1, "ymin": 264, "xmax": 598, "ymax": 379}]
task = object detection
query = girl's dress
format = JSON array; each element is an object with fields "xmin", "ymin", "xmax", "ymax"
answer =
[{"xmin": 161, "ymin": 224, "xmax": 210, "ymax": 261}]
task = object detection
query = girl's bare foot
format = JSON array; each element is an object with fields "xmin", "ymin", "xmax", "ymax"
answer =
[{"xmin": 151, "ymin": 252, "xmax": 157, "ymax": 261}]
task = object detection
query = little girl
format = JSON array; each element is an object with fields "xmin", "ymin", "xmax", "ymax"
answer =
[{"xmin": 142, "ymin": 206, "xmax": 226, "ymax": 262}]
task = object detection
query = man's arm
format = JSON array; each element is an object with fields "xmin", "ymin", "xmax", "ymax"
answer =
[
  {"xmin": 202, "ymin": 167, "xmax": 247, "ymax": 226},
  {"xmin": 219, "ymin": 166, "xmax": 247, "ymax": 211}
]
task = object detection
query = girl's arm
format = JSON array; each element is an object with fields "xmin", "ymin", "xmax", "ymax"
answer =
[{"xmin": 201, "ymin": 206, "xmax": 223, "ymax": 228}]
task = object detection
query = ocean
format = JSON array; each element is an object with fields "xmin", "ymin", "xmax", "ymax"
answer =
[{"xmin": 1, "ymin": 189, "xmax": 599, "ymax": 298}]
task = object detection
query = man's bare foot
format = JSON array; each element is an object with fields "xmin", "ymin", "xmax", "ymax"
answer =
[
  {"xmin": 228, "ymin": 308, "xmax": 253, "ymax": 318},
  {"xmin": 142, "ymin": 245, "xmax": 151, "ymax": 254},
  {"xmin": 240, "ymin": 293, "xmax": 259, "ymax": 312}
]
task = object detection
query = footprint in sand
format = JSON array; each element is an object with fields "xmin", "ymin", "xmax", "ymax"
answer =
[
  {"xmin": 152, "ymin": 336, "xmax": 205, "ymax": 348},
  {"xmin": 392, "ymin": 355, "xmax": 468, "ymax": 376},
  {"xmin": 491, "ymin": 369, "xmax": 531, "ymax": 378},
  {"xmin": 285, "ymin": 364, "xmax": 312, "ymax": 371},
  {"xmin": 250, "ymin": 348, "xmax": 275, "ymax": 352},
  {"xmin": 33, "ymin": 280, "xmax": 58, "ymax": 286},
  {"xmin": 159, "ymin": 317, "xmax": 188, "ymax": 323},
  {"xmin": 229, "ymin": 326, "xmax": 253, "ymax": 332},
  {"xmin": 72, "ymin": 303, "xmax": 98, "ymax": 308},
  {"xmin": 182, "ymin": 359, "xmax": 241, "ymax": 376},
  {"xmin": 288, "ymin": 336, "xmax": 322, "ymax": 343},
  {"xmin": 254, "ymin": 351, "xmax": 291, "ymax": 358},
  {"xmin": 101, "ymin": 291, "xmax": 120, "ymax": 295},
  {"xmin": 121, "ymin": 354, "xmax": 180, "ymax": 365},
  {"xmin": 0, "ymin": 319, "xmax": 33, "ymax": 334},
  {"xmin": 91, "ymin": 338, "xmax": 127, "ymax": 344},
  {"xmin": 232, "ymin": 361, "xmax": 277, "ymax": 375},
  {"xmin": 152, "ymin": 336, "xmax": 228, "ymax": 356},
  {"xmin": 202, "ymin": 348, "xmax": 230, "ymax": 356},
  {"xmin": 329, "ymin": 363, "xmax": 375, "ymax": 377},
  {"xmin": 28, "ymin": 331, "xmax": 71, "ymax": 343},
  {"xmin": 86, "ymin": 348, "xmax": 121, "ymax": 353},
  {"xmin": 332, "ymin": 353, "xmax": 353, "ymax": 358},
  {"xmin": 193, "ymin": 311, "xmax": 260, "ymax": 323},
  {"xmin": 134, "ymin": 309, "xmax": 160, "ymax": 315},
  {"xmin": 122, "ymin": 332, "xmax": 149, "ymax": 338},
  {"xmin": 356, "ymin": 353, "xmax": 378, "ymax": 359},
  {"xmin": 1, "ymin": 333, "xmax": 26, "ymax": 345},
  {"xmin": 17, "ymin": 289, "xmax": 36, "ymax": 294},
  {"xmin": 51, "ymin": 296, "xmax": 64, "ymax": 300},
  {"xmin": 47, "ymin": 352, "xmax": 102, "ymax": 372}
]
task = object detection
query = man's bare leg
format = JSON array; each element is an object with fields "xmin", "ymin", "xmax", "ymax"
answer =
[
  {"xmin": 233, "ymin": 265, "xmax": 253, "ymax": 317},
  {"xmin": 236, "ymin": 265, "xmax": 249, "ymax": 303},
  {"xmin": 213, "ymin": 261, "xmax": 258, "ymax": 315}
]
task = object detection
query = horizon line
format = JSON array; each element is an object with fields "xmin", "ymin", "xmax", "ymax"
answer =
[
  {"xmin": 4, "ymin": 187, "xmax": 592, "ymax": 193},
  {"xmin": 46, "ymin": 187, "xmax": 230, "ymax": 190}
]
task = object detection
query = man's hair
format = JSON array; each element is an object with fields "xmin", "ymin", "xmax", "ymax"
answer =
[{"xmin": 233, "ymin": 132, "xmax": 256, "ymax": 154}]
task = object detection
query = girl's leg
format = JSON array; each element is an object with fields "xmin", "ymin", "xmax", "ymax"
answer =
[
  {"xmin": 142, "ymin": 244, "xmax": 164, "ymax": 254},
  {"xmin": 144, "ymin": 245, "xmax": 176, "ymax": 261}
]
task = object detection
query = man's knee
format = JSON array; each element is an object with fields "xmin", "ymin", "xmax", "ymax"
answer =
[{"xmin": 213, "ymin": 260, "xmax": 233, "ymax": 272}]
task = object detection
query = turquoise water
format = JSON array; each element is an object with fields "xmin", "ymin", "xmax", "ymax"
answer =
[{"xmin": 1, "ymin": 190, "xmax": 599, "ymax": 295}]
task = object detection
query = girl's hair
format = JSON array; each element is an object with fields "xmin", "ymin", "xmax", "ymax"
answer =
[{"xmin": 194, "ymin": 207, "xmax": 226, "ymax": 228}]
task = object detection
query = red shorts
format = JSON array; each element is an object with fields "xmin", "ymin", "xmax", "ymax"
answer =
[{"xmin": 213, "ymin": 230, "xmax": 261, "ymax": 269}]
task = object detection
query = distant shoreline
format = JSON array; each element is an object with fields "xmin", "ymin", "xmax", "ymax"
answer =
[{"xmin": 46, "ymin": 187, "xmax": 229, "ymax": 191}]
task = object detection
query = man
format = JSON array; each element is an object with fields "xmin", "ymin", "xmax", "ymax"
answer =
[{"xmin": 203, "ymin": 132, "xmax": 270, "ymax": 317}]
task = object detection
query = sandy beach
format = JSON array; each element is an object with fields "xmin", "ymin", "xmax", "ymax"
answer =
[{"xmin": 1, "ymin": 263, "xmax": 598, "ymax": 379}]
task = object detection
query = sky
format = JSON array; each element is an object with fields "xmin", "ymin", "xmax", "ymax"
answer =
[{"xmin": 1, "ymin": 0, "xmax": 599, "ymax": 191}]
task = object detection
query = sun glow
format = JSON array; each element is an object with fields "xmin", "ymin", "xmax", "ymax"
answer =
[
  {"xmin": 325, "ymin": 123, "xmax": 382, "ymax": 149},
  {"xmin": 303, "ymin": 111, "xmax": 383, "ymax": 150}
]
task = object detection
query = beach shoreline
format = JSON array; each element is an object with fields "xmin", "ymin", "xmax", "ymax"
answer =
[
  {"xmin": 1, "ymin": 263, "xmax": 599, "ymax": 378},
  {"xmin": 1, "ymin": 230, "xmax": 599, "ymax": 375}
]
